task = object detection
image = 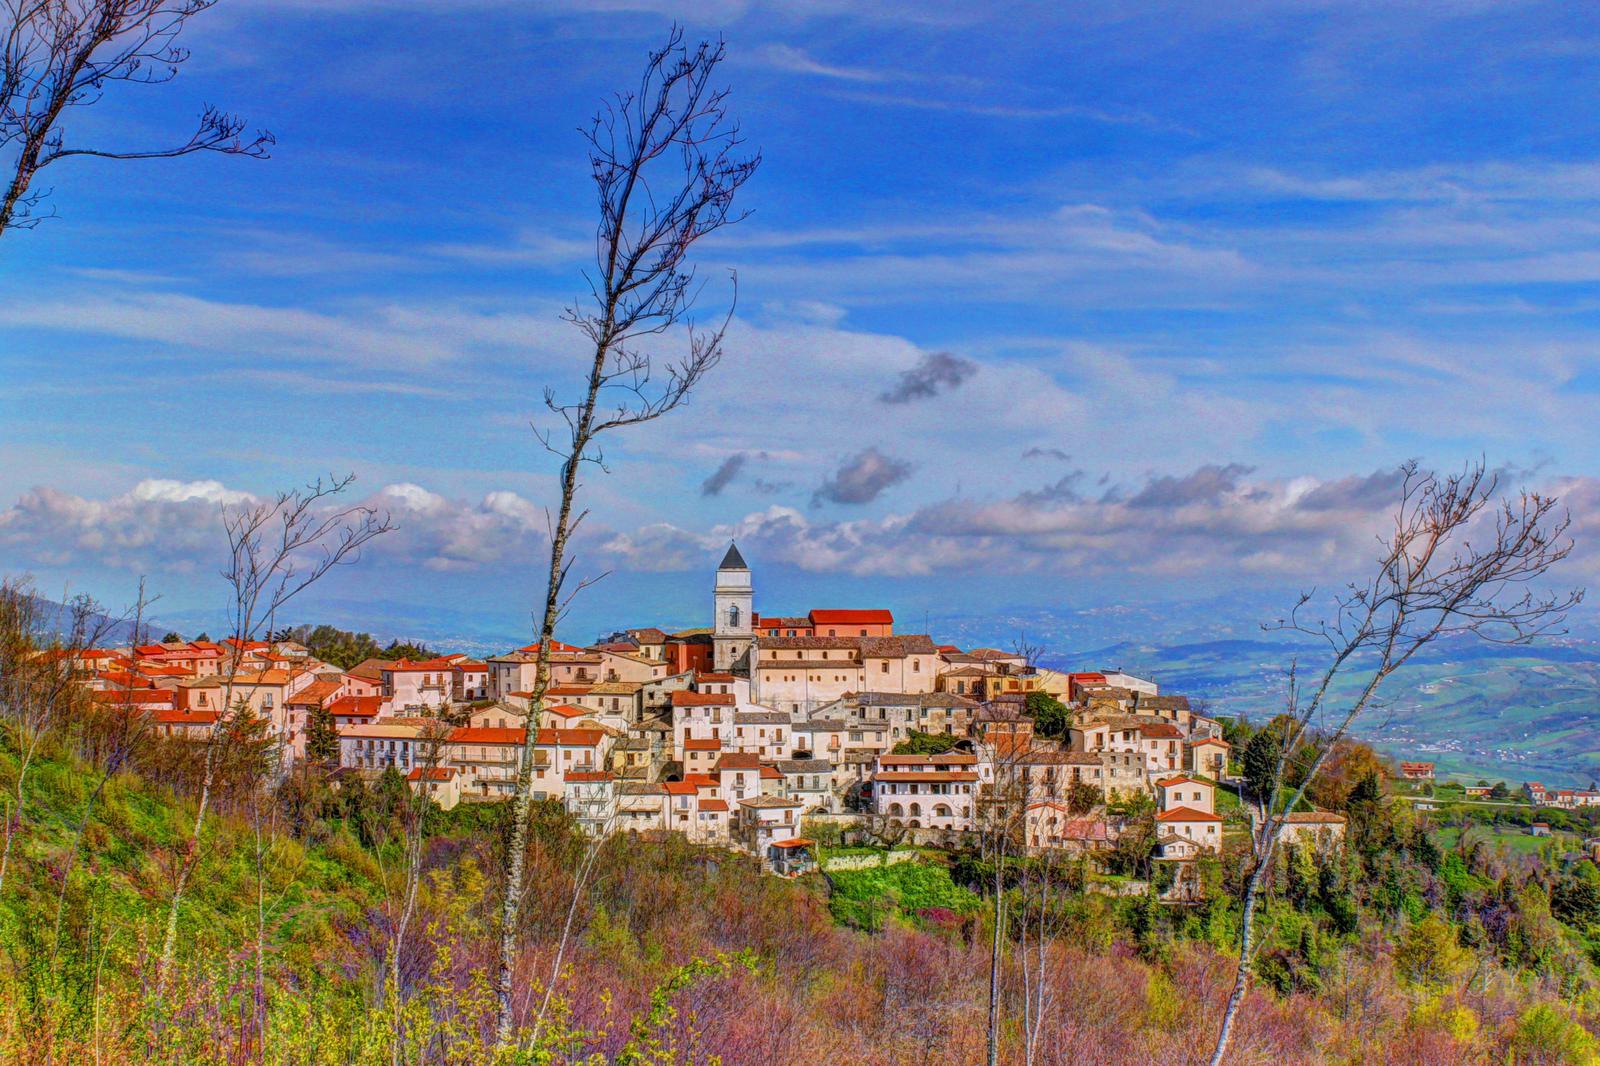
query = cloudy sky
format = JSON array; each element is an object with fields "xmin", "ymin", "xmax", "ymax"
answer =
[{"xmin": 4, "ymin": 1, "xmax": 1600, "ymax": 643}]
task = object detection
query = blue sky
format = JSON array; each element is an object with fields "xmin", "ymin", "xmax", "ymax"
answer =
[{"xmin": 4, "ymin": 1, "xmax": 1600, "ymax": 644}]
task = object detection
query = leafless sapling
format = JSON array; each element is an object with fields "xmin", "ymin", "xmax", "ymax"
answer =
[
  {"xmin": 491, "ymin": 25, "xmax": 757, "ymax": 1050},
  {"xmin": 0, "ymin": 0, "xmax": 272, "ymax": 237},
  {"xmin": 0, "ymin": 578, "xmax": 121, "ymax": 897},
  {"xmin": 154, "ymin": 475, "xmax": 391, "ymax": 1003},
  {"xmin": 1207, "ymin": 460, "xmax": 1581, "ymax": 1065}
]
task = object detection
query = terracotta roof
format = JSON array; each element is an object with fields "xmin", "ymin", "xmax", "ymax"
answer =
[
  {"xmin": 1139, "ymin": 722, "xmax": 1184, "ymax": 739},
  {"xmin": 769, "ymin": 838, "xmax": 814, "ymax": 848},
  {"xmin": 387, "ymin": 656, "xmax": 465, "ymax": 672},
  {"xmin": 878, "ymin": 753, "xmax": 977, "ymax": 766},
  {"xmin": 89, "ymin": 689, "xmax": 174, "ymax": 706},
  {"xmin": 450, "ymin": 726, "xmax": 527, "ymax": 745},
  {"xmin": 287, "ymin": 679, "xmax": 342, "ymax": 705},
  {"xmin": 151, "ymin": 708, "xmax": 218, "ymax": 725},
  {"xmin": 565, "ymin": 770, "xmax": 614, "ymax": 783},
  {"xmin": 683, "ymin": 738, "xmax": 722, "ymax": 751},
  {"xmin": 861, "ymin": 635, "xmax": 937, "ymax": 658},
  {"xmin": 698, "ymin": 798, "xmax": 730, "ymax": 813},
  {"xmin": 514, "ymin": 640, "xmax": 584, "ymax": 655},
  {"xmin": 1155, "ymin": 774, "xmax": 1209, "ymax": 788},
  {"xmin": 663, "ymin": 780, "xmax": 698, "ymax": 795},
  {"xmin": 407, "ymin": 767, "xmax": 456, "ymax": 781},
  {"xmin": 809, "ymin": 609, "xmax": 893, "ymax": 626},
  {"xmin": 672, "ymin": 690, "xmax": 735, "ymax": 707},
  {"xmin": 740, "ymin": 794, "xmax": 801, "ymax": 808},
  {"xmin": 327, "ymin": 695, "xmax": 383, "ymax": 718},
  {"xmin": 346, "ymin": 658, "xmax": 395, "ymax": 682},
  {"xmin": 542, "ymin": 728, "xmax": 606, "ymax": 747},
  {"xmin": 1156, "ymin": 806, "xmax": 1222, "ymax": 823},
  {"xmin": 715, "ymin": 753, "xmax": 761, "ymax": 770},
  {"xmin": 759, "ymin": 635, "xmax": 863, "ymax": 651},
  {"xmin": 875, "ymin": 771, "xmax": 979, "ymax": 783}
]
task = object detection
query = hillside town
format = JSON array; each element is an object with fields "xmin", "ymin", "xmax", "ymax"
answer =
[
  {"xmin": 45, "ymin": 545, "xmax": 1364, "ymax": 875},
  {"xmin": 57, "ymin": 544, "xmax": 1599, "ymax": 874}
]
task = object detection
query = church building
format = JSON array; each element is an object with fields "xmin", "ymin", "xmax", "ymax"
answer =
[{"xmin": 712, "ymin": 543, "xmax": 755, "ymax": 674}]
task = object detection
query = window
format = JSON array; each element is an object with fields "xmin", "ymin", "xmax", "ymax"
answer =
[{"xmin": 881, "ymin": 662, "xmax": 889, "ymax": 673}]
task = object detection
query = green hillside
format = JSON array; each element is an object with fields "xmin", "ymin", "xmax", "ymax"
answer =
[{"xmin": 1075, "ymin": 638, "xmax": 1600, "ymax": 787}]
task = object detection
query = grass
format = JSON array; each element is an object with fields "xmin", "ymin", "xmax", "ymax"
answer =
[
  {"xmin": 1434, "ymin": 825, "xmax": 1571, "ymax": 856},
  {"xmin": 825, "ymin": 859, "xmax": 980, "ymax": 928}
]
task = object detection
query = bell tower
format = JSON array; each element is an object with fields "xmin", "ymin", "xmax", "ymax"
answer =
[{"xmin": 713, "ymin": 542, "xmax": 754, "ymax": 674}]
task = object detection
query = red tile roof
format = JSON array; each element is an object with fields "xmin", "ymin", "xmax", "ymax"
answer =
[
  {"xmin": 89, "ymin": 689, "xmax": 174, "ymax": 706},
  {"xmin": 672, "ymin": 690, "xmax": 735, "ymax": 707},
  {"xmin": 327, "ymin": 695, "xmax": 383, "ymax": 718},
  {"xmin": 1156, "ymin": 806, "xmax": 1222, "ymax": 823},
  {"xmin": 515, "ymin": 640, "xmax": 584, "ymax": 655},
  {"xmin": 875, "ymin": 771, "xmax": 979, "ymax": 783},
  {"xmin": 715, "ymin": 753, "xmax": 760, "ymax": 770},
  {"xmin": 450, "ymin": 726, "xmax": 527, "ymax": 745},
  {"xmin": 387, "ymin": 657, "xmax": 465, "ymax": 672},
  {"xmin": 809, "ymin": 609, "xmax": 893, "ymax": 625},
  {"xmin": 684, "ymin": 738, "xmax": 722, "ymax": 751},
  {"xmin": 151, "ymin": 708, "xmax": 219, "ymax": 726},
  {"xmin": 698, "ymin": 798, "xmax": 729, "ymax": 813},
  {"xmin": 878, "ymin": 753, "xmax": 977, "ymax": 766},
  {"xmin": 288, "ymin": 679, "xmax": 342, "ymax": 705}
]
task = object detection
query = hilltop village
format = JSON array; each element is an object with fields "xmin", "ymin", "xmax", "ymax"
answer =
[{"xmin": 55, "ymin": 545, "xmax": 1568, "ymax": 873}]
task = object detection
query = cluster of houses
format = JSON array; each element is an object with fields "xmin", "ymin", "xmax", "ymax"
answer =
[
  {"xmin": 1399, "ymin": 763, "xmax": 1600, "ymax": 810},
  {"xmin": 56, "ymin": 545, "xmax": 1353, "ymax": 872}
]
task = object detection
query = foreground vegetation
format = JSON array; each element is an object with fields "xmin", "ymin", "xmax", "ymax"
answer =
[{"xmin": 3, "ymin": 714, "xmax": 1600, "ymax": 1064}]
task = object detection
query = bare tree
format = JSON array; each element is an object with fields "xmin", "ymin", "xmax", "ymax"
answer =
[
  {"xmin": 1207, "ymin": 460, "xmax": 1580, "ymax": 1065},
  {"xmin": 51, "ymin": 578, "xmax": 157, "ymax": 953},
  {"xmin": 972, "ymin": 703, "xmax": 1033, "ymax": 1066},
  {"xmin": 491, "ymin": 26, "xmax": 756, "ymax": 1050},
  {"xmin": 1, "ymin": 0, "xmax": 272, "ymax": 237},
  {"xmin": 385, "ymin": 711, "xmax": 456, "ymax": 1066},
  {"xmin": 155, "ymin": 475, "xmax": 391, "ymax": 1003},
  {"xmin": 0, "ymin": 579, "xmax": 120, "ymax": 896}
]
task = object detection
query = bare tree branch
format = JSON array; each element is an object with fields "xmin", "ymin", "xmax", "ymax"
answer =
[
  {"xmin": 0, "ymin": 0, "xmax": 273, "ymax": 236},
  {"xmin": 1207, "ymin": 459, "xmax": 1582, "ymax": 1065},
  {"xmin": 492, "ymin": 24, "xmax": 757, "ymax": 1050}
]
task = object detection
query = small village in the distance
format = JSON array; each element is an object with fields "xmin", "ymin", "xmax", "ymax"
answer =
[{"xmin": 66, "ymin": 544, "xmax": 1600, "ymax": 881}]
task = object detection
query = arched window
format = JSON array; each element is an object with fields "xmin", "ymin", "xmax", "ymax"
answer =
[
  {"xmin": 934, "ymin": 804, "xmax": 952, "ymax": 819},
  {"xmin": 727, "ymin": 604, "xmax": 740, "ymax": 628},
  {"xmin": 909, "ymin": 802, "xmax": 922, "ymax": 817},
  {"xmin": 888, "ymin": 802, "xmax": 904, "ymax": 817}
]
